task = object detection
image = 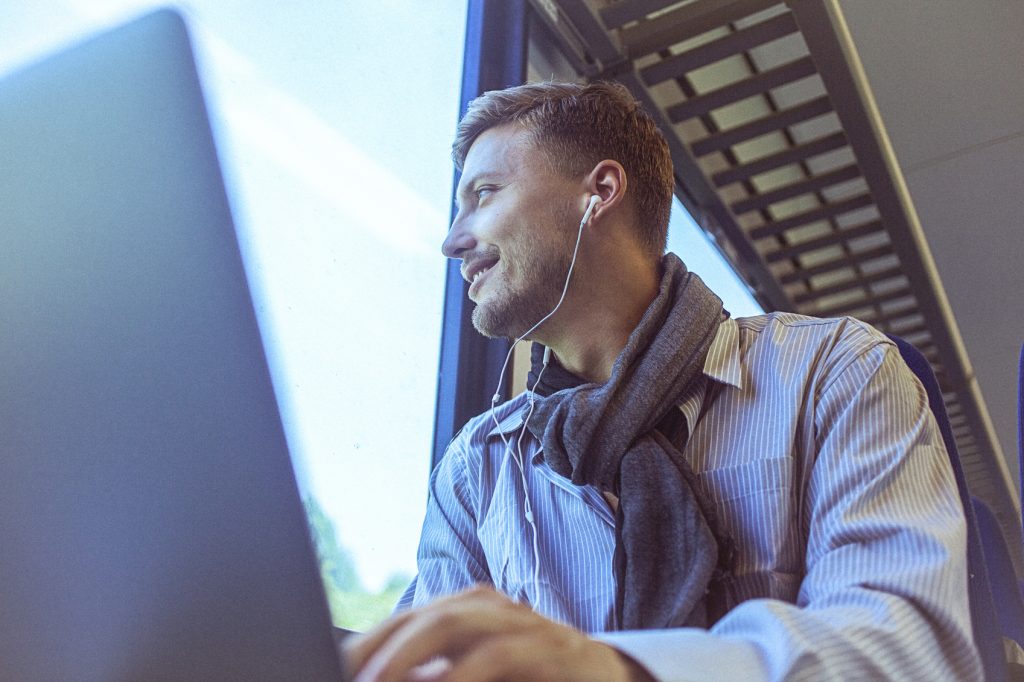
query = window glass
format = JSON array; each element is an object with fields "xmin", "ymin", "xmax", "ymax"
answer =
[
  {"xmin": 667, "ymin": 200, "xmax": 765, "ymax": 318},
  {"xmin": 2, "ymin": 1, "xmax": 467, "ymax": 631}
]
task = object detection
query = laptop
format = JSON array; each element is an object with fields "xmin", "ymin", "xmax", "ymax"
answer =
[{"xmin": 0, "ymin": 9, "xmax": 349, "ymax": 680}]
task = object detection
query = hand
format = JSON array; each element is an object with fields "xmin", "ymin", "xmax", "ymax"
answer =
[{"xmin": 344, "ymin": 584, "xmax": 650, "ymax": 682}]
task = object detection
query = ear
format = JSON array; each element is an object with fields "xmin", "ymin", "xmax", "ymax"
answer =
[{"xmin": 582, "ymin": 160, "xmax": 627, "ymax": 223}]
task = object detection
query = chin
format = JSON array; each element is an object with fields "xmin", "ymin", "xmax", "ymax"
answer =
[
  {"xmin": 471, "ymin": 304, "xmax": 511, "ymax": 340},
  {"xmin": 471, "ymin": 298, "xmax": 532, "ymax": 341},
  {"xmin": 471, "ymin": 280, "xmax": 559, "ymax": 341}
]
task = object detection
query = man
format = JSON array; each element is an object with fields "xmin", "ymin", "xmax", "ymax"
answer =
[{"xmin": 346, "ymin": 82, "xmax": 982, "ymax": 680}]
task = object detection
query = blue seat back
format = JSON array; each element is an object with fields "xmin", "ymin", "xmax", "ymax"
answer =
[
  {"xmin": 1018, "ymin": 343, "xmax": 1023, "ymax": 535},
  {"xmin": 888, "ymin": 335, "xmax": 1006, "ymax": 682},
  {"xmin": 972, "ymin": 496, "xmax": 1024, "ymax": 648}
]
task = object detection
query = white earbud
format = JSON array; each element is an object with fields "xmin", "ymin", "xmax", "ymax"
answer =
[{"xmin": 581, "ymin": 194, "xmax": 600, "ymax": 224}]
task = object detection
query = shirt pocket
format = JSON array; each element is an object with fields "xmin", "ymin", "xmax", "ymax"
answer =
[{"xmin": 697, "ymin": 457, "xmax": 802, "ymax": 580}]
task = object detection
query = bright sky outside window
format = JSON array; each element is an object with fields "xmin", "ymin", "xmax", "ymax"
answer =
[
  {"xmin": 667, "ymin": 199, "xmax": 764, "ymax": 318},
  {"xmin": 2, "ymin": 1, "xmax": 467, "ymax": 630}
]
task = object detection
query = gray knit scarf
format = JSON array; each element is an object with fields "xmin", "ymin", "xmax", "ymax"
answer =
[{"xmin": 524, "ymin": 253, "xmax": 727, "ymax": 630}]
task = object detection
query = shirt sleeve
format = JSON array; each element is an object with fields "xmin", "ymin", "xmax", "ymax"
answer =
[
  {"xmin": 600, "ymin": 341, "xmax": 983, "ymax": 681},
  {"xmin": 397, "ymin": 432, "xmax": 492, "ymax": 610}
]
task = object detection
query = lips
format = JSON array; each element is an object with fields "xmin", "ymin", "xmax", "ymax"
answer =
[
  {"xmin": 463, "ymin": 254, "xmax": 500, "ymax": 298},
  {"xmin": 463, "ymin": 255, "xmax": 499, "ymax": 283}
]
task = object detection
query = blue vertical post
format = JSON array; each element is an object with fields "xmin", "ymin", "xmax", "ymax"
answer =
[{"xmin": 433, "ymin": 0, "xmax": 528, "ymax": 469}]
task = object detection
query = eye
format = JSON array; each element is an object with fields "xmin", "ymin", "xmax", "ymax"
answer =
[{"xmin": 475, "ymin": 185, "xmax": 496, "ymax": 201}]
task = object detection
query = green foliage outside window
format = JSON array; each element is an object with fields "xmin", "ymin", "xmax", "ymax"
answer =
[{"xmin": 303, "ymin": 497, "xmax": 411, "ymax": 632}]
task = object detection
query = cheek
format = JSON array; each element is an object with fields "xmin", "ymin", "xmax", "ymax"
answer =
[{"xmin": 469, "ymin": 222, "xmax": 507, "ymax": 257}]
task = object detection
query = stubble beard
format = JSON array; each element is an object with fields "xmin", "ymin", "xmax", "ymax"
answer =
[{"xmin": 471, "ymin": 229, "xmax": 575, "ymax": 341}]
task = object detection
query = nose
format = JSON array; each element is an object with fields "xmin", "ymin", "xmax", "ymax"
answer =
[{"xmin": 442, "ymin": 214, "xmax": 475, "ymax": 260}]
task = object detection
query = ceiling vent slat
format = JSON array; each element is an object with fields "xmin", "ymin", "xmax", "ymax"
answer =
[
  {"xmin": 792, "ymin": 265, "xmax": 904, "ymax": 304},
  {"xmin": 641, "ymin": 11, "xmax": 798, "ymax": 85},
  {"xmin": 731, "ymin": 163, "xmax": 860, "ymax": 215},
  {"xmin": 667, "ymin": 55, "xmax": 817, "ymax": 122},
  {"xmin": 713, "ymin": 130, "xmax": 846, "ymax": 186},
  {"xmin": 809, "ymin": 286, "xmax": 912, "ymax": 317},
  {"xmin": 749, "ymin": 192, "xmax": 873, "ymax": 239},
  {"xmin": 870, "ymin": 309, "xmax": 925, "ymax": 330},
  {"xmin": 764, "ymin": 217, "xmax": 882, "ymax": 262},
  {"xmin": 599, "ymin": 0, "xmax": 686, "ymax": 30},
  {"xmin": 619, "ymin": 0, "xmax": 782, "ymax": 57},
  {"xmin": 885, "ymin": 322, "xmax": 929, "ymax": 339},
  {"xmin": 779, "ymin": 244, "xmax": 894, "ymax": 284},
  {"xmin": 691, "ymin": 95, "xmax": 833, "ymax": 156},
  {"xmin": 876, "ymin": 310, "xmax": 925, "ymax": 330}
]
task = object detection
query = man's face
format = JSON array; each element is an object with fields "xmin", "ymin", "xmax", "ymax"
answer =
[{"xmin": 443, "ymin": 124, "xmax": 582, "ymax": 340}]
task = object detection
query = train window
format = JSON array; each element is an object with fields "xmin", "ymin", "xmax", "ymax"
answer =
[
  {"xmin": 2, "ymin": 1, "xmax": 467, "ymax": 630},
  {"xmin": 666, "ymin": 199, "xmax": 765, "ymax": 319}
]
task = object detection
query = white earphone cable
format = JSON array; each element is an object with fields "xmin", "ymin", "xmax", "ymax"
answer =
[
  {"xmin": 486, "ymin": 195, "xmax": 598, "ymax": 609},
  {"xmin": 488, "ymin": 195, "xmax": 596, "ymax": 412}
]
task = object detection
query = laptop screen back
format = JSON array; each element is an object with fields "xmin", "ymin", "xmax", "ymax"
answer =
[{"xmin": 0, "ymin": 10, "xmax": 344, "ymax": 680}]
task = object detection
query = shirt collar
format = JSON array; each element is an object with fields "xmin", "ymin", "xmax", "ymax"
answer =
[
  {"xmin": 487, "ymin": 396, "xmax": 532, "ymax": 438},
  {"xmin": 704, "ymin": 316, "xmax": 743, "ymax": 390},
  {"xmin": 485, "ymin": 318, "xmax": 743, "ymax": 440}
]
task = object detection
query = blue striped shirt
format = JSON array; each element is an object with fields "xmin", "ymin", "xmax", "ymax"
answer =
[{"xmin": 400, "ymin": 313, "xmax": 982, "ymax": 680}]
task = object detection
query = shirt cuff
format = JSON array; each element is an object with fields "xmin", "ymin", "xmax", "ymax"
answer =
[{"xmin": 594, "ymin": 628, "xmax": 767, "ymax": 682}]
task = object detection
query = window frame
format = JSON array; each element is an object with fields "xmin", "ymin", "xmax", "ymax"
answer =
[{"xmin": 432, "ymin": 0, "xmax": 529, "ymax": 469}]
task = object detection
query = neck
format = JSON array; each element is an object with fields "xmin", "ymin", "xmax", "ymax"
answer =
[{"xmin": 538, "ymin": 256, "xmax": 661, "ymax": 384}]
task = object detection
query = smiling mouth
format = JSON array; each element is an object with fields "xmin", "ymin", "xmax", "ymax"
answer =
[
  {"xmin": 469, "ymin": 266, "xmax": 494, "ymax": 300},
  {"xmin": 472, "ymin": 265, "xmax": 492, "ymax": 284},
  {"xmin": 464, "ymin": 254, "xmax": 500, "ymax": 285},
  {"xmin": 466, "ymin": 258, "xmax": 499, "ymax": 299}
]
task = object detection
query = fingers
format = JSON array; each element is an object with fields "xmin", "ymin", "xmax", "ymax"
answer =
[
  {"xmin": 346, "ymin": 587, "xmax": 503, "ymax": 671},
  {"xmin": 344, "ymin": 609, "xmax": 416, "ymax": 674},
  {"xmin": 444, "ymin": 630, "xmax": 632, "ymax": 682},
  {"xmin": 349, "ymin": 585, "xmax": 532, "ymax": 682},
  {"xmin": 346, "ymin": 583, "xmax": 635, "ymax": 682},
  {"xmin": 406, "ymin": 657, "xmax": 452, "ymax": 682},
  {"xmin": 443, "ymin": 632, "xmax": 551, "ymax": 682}
]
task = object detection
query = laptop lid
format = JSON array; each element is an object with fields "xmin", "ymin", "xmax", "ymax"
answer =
[{"xmin": 0, "ymin": 9, "xmax": 345, "ymax": 680}]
